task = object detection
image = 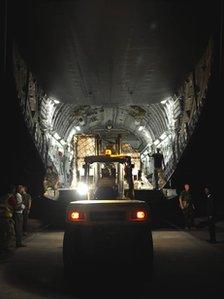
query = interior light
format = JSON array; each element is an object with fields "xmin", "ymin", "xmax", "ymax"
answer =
[
  {"xmin": 60, "ymin": 139, "xmax": 66, "ymax": 146},
  {"xmin": 50, "ymin": 97, "xmax": 60, "ymax": 104},
  {"xmin": 75, "ymin": 126, "xmax": 81, "ymax": 131},
  {"xmin": 160, "ymin": 132, "xmax": 167, "ymax": 140},
  {"xmin": 67, "ymin": 128, "xmax": 77, "ymax": 142},
  {"xmin": 161, "ymin": 97, "xmax": 172, "ymax": 105},
  {"xmin": 138, "ymin": 126, "xmax": 144, "ymax": 131},
  {"xmin": 144, "ymin": 130, "xmax": 151, "ymax": 140},
  {"xmin": 53, "ymin": 99, "xmax": 60, "ymax": 104},
  {"xmin": 53, "ymin": 132, "xmax": 61, "ymax": 140},
  {"xmin": 154, "ymin": 139, "xmax": 160, "ymax": 146},
  {"xmin": 160, "ymin": 99, "xmax": 167, "ymax": 105}
]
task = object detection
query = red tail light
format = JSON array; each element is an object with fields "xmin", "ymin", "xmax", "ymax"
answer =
[
  {"xmin": 67, "ymin": 210, "xmax": 86, "ymax": 222},
  {"xmin": 130, "ymin": 210, "xmax": 148, "ymax": 221}
]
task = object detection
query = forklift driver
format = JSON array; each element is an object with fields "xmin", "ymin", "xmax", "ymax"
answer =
[
  {"xmin": 94, "ymin": 168, "xmax": 119, "ymax": 199},
  {"xmin": 97, "ymin": 168, "xmax": 113, "ymax": 185}
]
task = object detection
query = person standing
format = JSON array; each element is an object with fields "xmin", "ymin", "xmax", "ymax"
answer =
[
  {"xmin": 149, "ymin": 148, "xmax": 165, "ymax": 189},
  {"xmin": 14, "ymin": 185, "xmax": 26, "ymax": 247},
  {"xmin": 204, "ymin": 187, "xmax": 217, "ymax": 243},
  {"xmin": 179, "ymin": 183, "xmax": 196, "ymax": 230},
  {"xmin": 0, "ymin": 185, "xmax": 16, "ymax": 252},
  {"xmin": 21, "ymin": 185, "xmax": 32, "ymax": 236}
]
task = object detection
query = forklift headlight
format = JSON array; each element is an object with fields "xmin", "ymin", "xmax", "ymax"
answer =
[{"xmin": 76, "ymin": 182, "xmax": 89, "ymax": 196}]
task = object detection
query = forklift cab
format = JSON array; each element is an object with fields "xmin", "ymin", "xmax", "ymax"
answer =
[{"xmin": 83, "ymin": 154, "xmax": 135, "ymax": 200}]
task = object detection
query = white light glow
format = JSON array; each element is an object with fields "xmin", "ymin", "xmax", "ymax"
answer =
[
  {"xmin": 144, "ymin": 130, "xmax": 151, "ymax": 140},
  {"xmin": 76, "ymin": 182, "xmax": 89, "ymax": 196},
  {"xmin": 138, "ymin": 126, "xmax": 144, "ymax": 131},
  {"xmin": 45, "ymin": 99, "xmax": 56, "ymax": 130},
  {"xmin": 161, "ymin": 97, "xmax": 172, "ymax": 105},
  {"xmin": 160, "ymin": 99, "xmax": 167, "ymax": 105},
  {"xmin": 160, "ymin": 132, "xmax": 167, "ymax": 140},
  {"xmin": 60, "ymin": 139, "xmax": 66, "ymax": 146},
  {"xmin": 154, "ymin": 139, "xmax": 160, "ymax": 146},
  {"xmin": 51, "ymin": 138, "xmax": 56, "ymax": 146},
  {"xmin": 49, "ymin": 97, "xmax": 60, "ymax": 104},
  {"xmin": 53, "ymin": 99, "xmax": 60, "ymax": 104},
  {"xmin": 75, "ymin": 126, "xmax": 81, "ymax": 131},
  {"xmin": 67, "ymin": 128, "xmax": 77, "ymax": 142},
  {"xmin": 53, "ymin": 132, "xmax": 61, "ymax": 140},
  {"xmin": 165, "ymin": 98, "xmax": 175, "ymax": 131}
]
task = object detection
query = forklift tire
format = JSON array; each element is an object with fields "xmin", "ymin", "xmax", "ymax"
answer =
[
  {"xmin": 134, "ymin": 231, "xmax": 154, "ymax": 280},
  {"xmin": 63, "ymin": 230, "xmax": 81, "ymax": 277}
]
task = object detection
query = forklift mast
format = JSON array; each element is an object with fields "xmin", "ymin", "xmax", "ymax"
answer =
[{"xmin": 83, "ymin": 134, "xmax": 135, "ymax": 199}]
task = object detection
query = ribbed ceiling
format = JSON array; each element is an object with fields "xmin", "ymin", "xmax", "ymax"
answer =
[
  {"xmin": 48, "ymin": 104, "xmax": 168, "ymax": 150},
  {"xmin": 13, "ymin": 0, "xmax": 216, "ymax": 105}
]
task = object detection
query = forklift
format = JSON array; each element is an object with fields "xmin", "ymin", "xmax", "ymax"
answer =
[{"xmin": 63, "ymin": 137, "xmax": 153, "ymax": 276}]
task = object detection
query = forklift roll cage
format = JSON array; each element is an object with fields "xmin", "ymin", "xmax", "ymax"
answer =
[{"xmin": 83, "ymin": 154, "xmax": 134, "ymax": 199}]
